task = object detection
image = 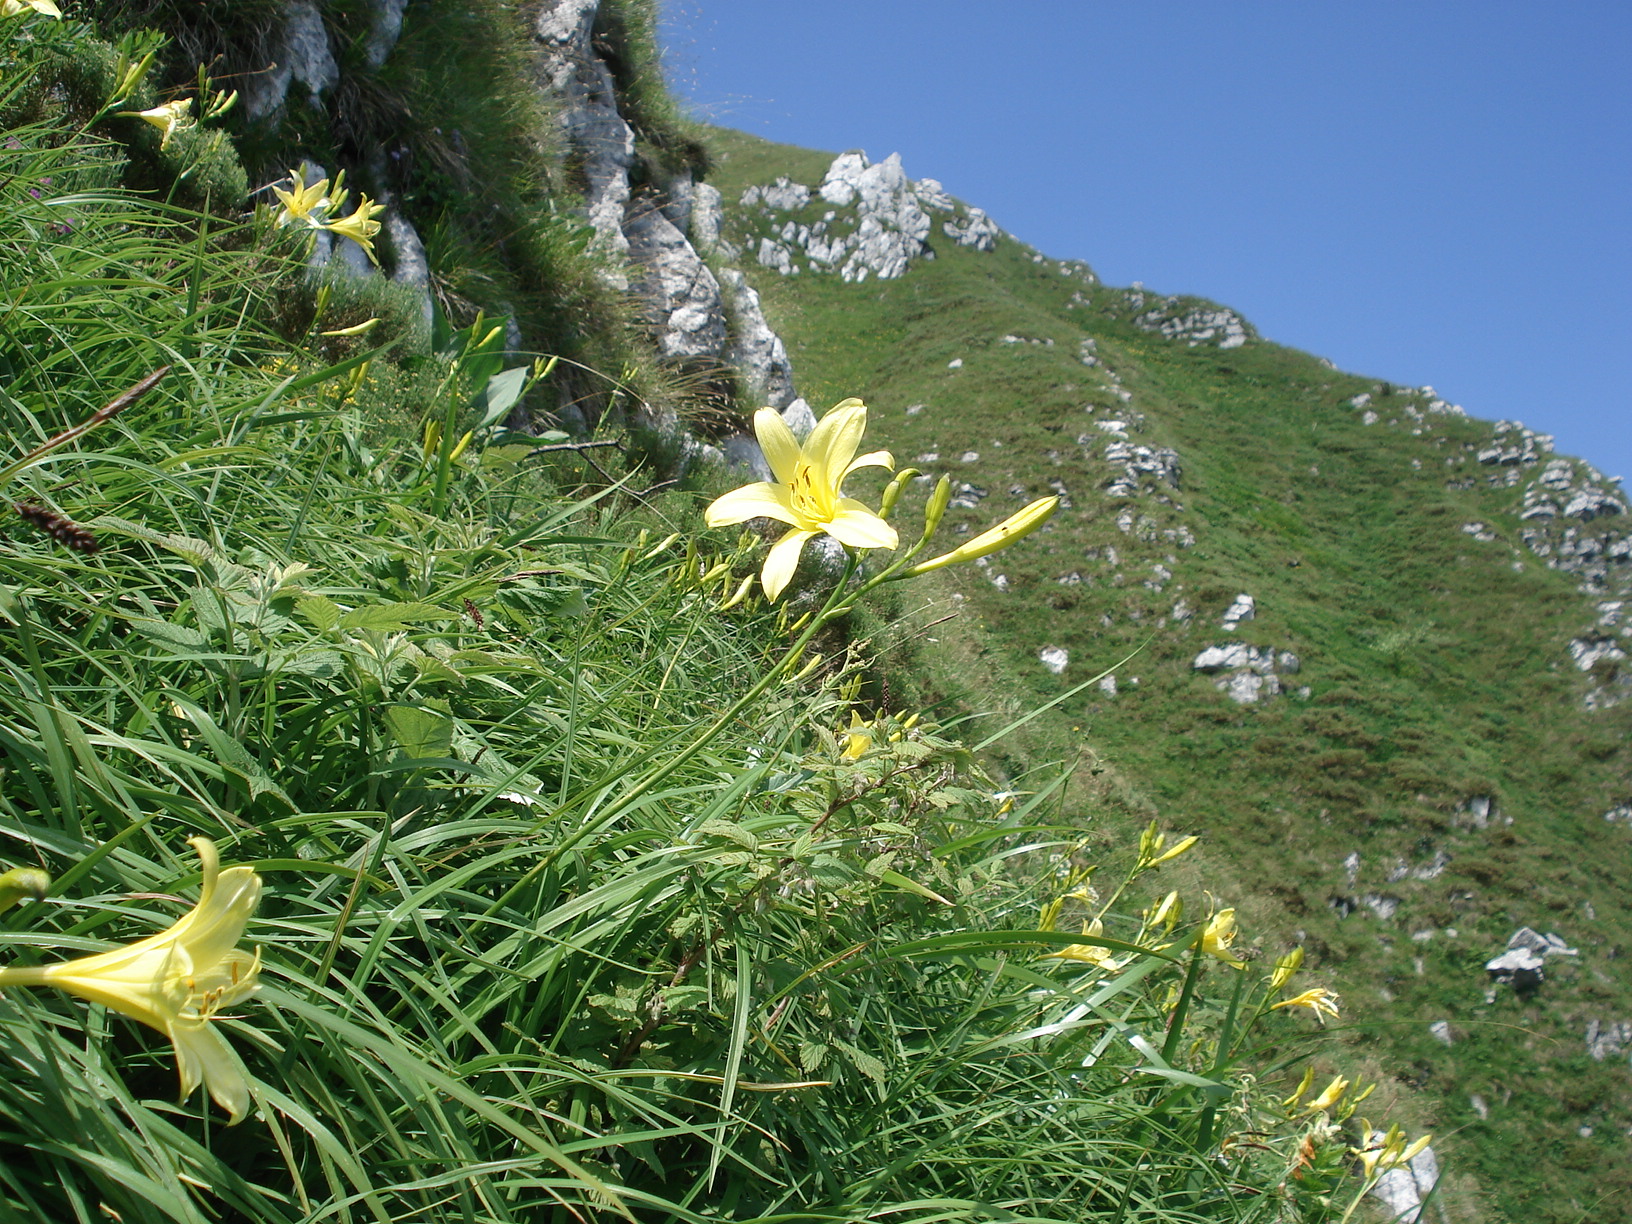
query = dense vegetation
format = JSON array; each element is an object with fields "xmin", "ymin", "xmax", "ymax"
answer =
[{"xmin": 0, "ymin": 7, "xmax": 1442, "ymax": 1224}]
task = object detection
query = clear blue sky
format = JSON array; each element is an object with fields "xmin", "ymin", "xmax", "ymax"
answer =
[{"xmin": 660, "ymin": 1, "xmax": 1632, "ymax": 486}]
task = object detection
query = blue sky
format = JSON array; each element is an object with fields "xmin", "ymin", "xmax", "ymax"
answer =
[{"xmin": 660, "ymin": 1, "xmax": 1632, "ymax": 486}]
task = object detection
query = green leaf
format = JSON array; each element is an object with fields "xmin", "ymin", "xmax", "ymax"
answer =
[
  {"xmin": 877, "ymin": 867, "xmax": 953, "ymax": 905},
  {"xmin": 476, "ymin": 366, "xmax": 530, "ymax": 431},
  {"xmin": 383, "ymin": 704, "xmax": 453, "ymax": 760},
  {"xmin": 338, "ymin": 601, "xmax": 453, "ymax": 630}
]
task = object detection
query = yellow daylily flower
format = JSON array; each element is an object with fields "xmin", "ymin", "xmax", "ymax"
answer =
[
  {"xmin": 704, "ymin": 398, "xmax": 897, "ymax": 600},
  {"xmin": 325, "ymin": 194, "xmax": 387, "ymax": 264},
  {"xmin": 0, "ymin": 0, "xmax": 62, "ymax": 17},
  {"xmin": 841, "ymin": 711, "xmax": 873, "ymax": 760},
  {"xmin": 1355, "ymin": 1121, "xmax": 1432, "ymax": 1179},
  {"xmin": 130, "ymin": 99, "xmax": 194, "ymax": 150},
  {"xmin": 272, "ymin": 168, "xmax": 333, "ymax": 228},
  {"xmin": 1271, "ymin": 986, "xmax": 1341, "ymax": 1025},
  {"xmin": 903, "ymin": 494, "xmax": 1058, "ymax": 575},
  {"xmin": 1200, "ymin": 907, "xmax": 1245, "ymax": 968},
  {"xmin": 1303, "ymin": 1074, "xmax": 1351, "ymax": 1115},
  {"xmin": 1043, "ymin": 919, "xmax": 1125, "ymax": 971},
  {"xmin": 1268, "ymin": 946, "xmax": 1305, "ymax": 991},
  {"xmin": 1146, "ymin": 889, "xmax": 1182, "ymax": 934},
  {"xmin": 0, "ymin": 838, "xmax": 262, "ymax": 1123}
]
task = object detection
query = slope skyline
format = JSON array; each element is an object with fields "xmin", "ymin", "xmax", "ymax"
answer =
[{"xmin": 660, "ymin": 0, "xmax": 1632, "ymax": 488}]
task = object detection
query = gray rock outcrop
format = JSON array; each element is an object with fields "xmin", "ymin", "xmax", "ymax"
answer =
[
  {"xmin": 244, "ymin": 0, "xmax": 339, "ymax": 121},
  {"xmin": 740, "ymin": 151, "xmax": 1002, "ymax": 282}
]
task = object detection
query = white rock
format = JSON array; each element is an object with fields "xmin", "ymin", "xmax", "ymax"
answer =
[
  {"xmin": 1220, "ymin": 593, "xmax": 1256, "ymax": 630},
  {"xmin": 1098, "ymin": 674, "xmax": 1118, "ymax": 697},
  {"xmin": 1430, "ymin": 1020, "xmax": 1453, "ymax": 1047},
  {"xmin": 947, "ymin": 358, "xmax": 963, "ymax": 370},
  {"xmin": 1038, "ymin": 646, "xmax": 1069, "ymax": 675}
]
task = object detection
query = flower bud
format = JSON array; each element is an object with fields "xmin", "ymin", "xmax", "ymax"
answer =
[
  {"xmin": 920, "ymin": 475, "xmax": 953, "ymax": 540},
  {"xmin": 873, "ymin": 468, "xmax": 916, "ymax": 521},
  {"xmin": 905, "ymin": 496, "xmax": 1059, "ymax": 576},
  {"xmin": 0, "ymin": 867, "xmax": 49, "ymax": 914}
]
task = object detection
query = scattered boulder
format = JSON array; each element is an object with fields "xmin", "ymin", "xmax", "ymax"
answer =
[
  {"xmin": 1038, "ymin": 646, "xmax": 1069, "ymax": 675},
  {"xmin": 1220, "ymin": 593, "xmax": 1255, "ymax": 630},
  {"xmin": 1486, "ymin": 927, "xmax": 1577, "ymax": 993},
  {"xmin": 1586, "ymin": 1019, "xmax": 1632, "ymax": 1061}
]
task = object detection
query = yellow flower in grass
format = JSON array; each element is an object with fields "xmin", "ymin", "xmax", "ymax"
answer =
[
  {"xmin": 130, "ymin": 99, "xmax": 194, "ymax": 150},
  {"xmin": 1268, "ymin": 946, "xmax": 1304, "ymax": 991},
  {"xmin": 841, "ymin": 711, "xmax": 873, "ymax": 760},
  {"xmin": 704, "ymin": 398, "xmax": 897, "ymax": 600},
  {"xmin": 1303, "ymin": 1074, "xmax": 1351, "ymax": 1115},
  {"xmin": 271, "ymin": 168, "xmax": 333, "ymax": 228},
  {"xmin": 1200, "ymin": 907, "xmax": 1245, "ymax": 968},
  {"xmin": 1044, "ymin": 919, "xmax": 1125, "ymax": 972},
  {"xmin": 1355, "ymin": 1120, "xmax": 1432, "ymax": 1179},
  {"xmin": 1, "ymin": 0, "xmax": 61, "ymax": 17},
  {"xmin": 325, "ymin": 194, "xmax": 387, "ymax": 264},
  {"xmin": 1272, "ymin": 986, "xmax": 1341, "ymax": 1025},
  {"xmin": 0, "ymin": 838, "xmax": 262, "ymax": 1123}
]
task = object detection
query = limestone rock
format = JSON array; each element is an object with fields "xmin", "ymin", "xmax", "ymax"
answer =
[
  {"xmin": 718, "ymin": 268, "xmax": 797, "ymax": 409},
  {"xmin": 623, "ymin": 203, "xmax": 726, "ymax": 361},
  {"xmin": 533, "ymin": 0, "xmax": 634, "ymax": 275},
  {"xmin": 1133, "ymin": 298, "xmax": 1251, "ymax": 349},
  {"xmin": 1369, "ymin": 1143, "xmax": 1441, "ymax": 1224},
  {"xmin": 738, "ymin": 151, "xmax": 996, "ymax": 283},
  {"xmin": 1220, "ymin": 593, "xmax": 1256, "ymax": 630},
  {"xmin": 363, "ymin": 0, "xmax": 410, "ymax": 69},
  {"xmin": 1038, "ymin": 646, "xmax": 1069, "ymax": 675},
  {"xmin": 244, "ymin": 0, "xmax": 340, "ymax": 120}
]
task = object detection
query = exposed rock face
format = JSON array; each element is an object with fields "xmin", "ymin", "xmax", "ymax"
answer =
[
  {"xmin": 623, "ymin": 202, "xmax": 726, "ymax": 361},
  {"xmin": 1486, "ymin": 926, "xmax": 1578, "ymax": 992},
  {"xmin": 244, "ymin": 0, "xmax": 340, "ymax": 121},
  {"xmin": 1586, "ymin": 1018, "xmax": 1632, "ymax": 1061},
  {"xmin": 526, "ymin": 0, "xmax": 807, "ymax": 436},
  {"xmin": 1038, "ymin": 645, "xmax": 1070, "ymax": 675},
  {"xmin": 533, "ymin": 0, "xmax": 635, "ymax": 275},
  {"xmin": 739, "ymin": 151, "xmax": 1001, "ymax": 282},
  {"xmin": 1219, "ymin": 593, "xmax": 1255, "ymax": 631},
  {"xmin": 717, "ymin": 269, "xmax": 797, "ymax": 409},
  {"xmin": 1369, "ymin": 1143, "xmax": 1441, "ymax": 1224},
  {"xmin": 1127, "ymin": 293, "xmax": 1251, "ymax": 349}
]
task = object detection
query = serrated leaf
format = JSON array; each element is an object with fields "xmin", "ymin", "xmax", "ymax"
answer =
[
  {"xmin": 338, "ymin": 602, "xmax": 453, "ymax": 630},
  {"xmin": 834, "ymin": 1040, "xmax": 888, "ymax": 1084},
  {"xmin": 383, "ymin": 704, "xmax": 453, "ymax": 760},
  {"xmin": 863, "ymin": 851, "xmax": 898, "ymax": 879},
  {"xmin": 296, "ymin": 594, "xmax": 341, "ymax": 631},
  {"xmin": 697, "ymin": 820, "xmax": 759, "ymax": 850},
  {"xmin": 798, "ymin": 1041, "xmax": 828, "ymax": 1073}
]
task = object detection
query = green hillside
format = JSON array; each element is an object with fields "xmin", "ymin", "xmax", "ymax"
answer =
[{"xmin": 702, "ymin": 124, "xmax": 1632, "ymax": 1222}]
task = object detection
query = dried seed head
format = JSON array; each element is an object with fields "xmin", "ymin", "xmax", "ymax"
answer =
[{"xmin": 13, "ymin": 502, "xmax": 98, "ymax": 553}]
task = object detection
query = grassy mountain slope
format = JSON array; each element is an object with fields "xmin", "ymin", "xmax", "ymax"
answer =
[{"xmin": 703, "ymin": 124, "xmax": 1632, "ymax": 1222}]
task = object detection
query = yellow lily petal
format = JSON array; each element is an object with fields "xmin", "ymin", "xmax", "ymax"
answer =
[
  {"xmin": 753, "ymin": 408, "xmax": 803, "ymax": 485},
  {"xmin": 827, "ymin": 501, "xmax": 900, "ymax": 550},
  {"xmin": 1201, "ymin": 908, "xmax": 1246, "ymax": 968},
  {"xmin": 844, "ymin": 449, "xmax": 895, "ymax": 478},
  {"xmin": 705, "ymin": 481, "xmax": 799, "ymax": 529},
  {"xmin": 804, "ymin": 397, "xmax": 868, "ymax": 480},
  {"xmin": 761, "ymin": 528, "xmax": 820, "ymax": 601}
]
